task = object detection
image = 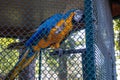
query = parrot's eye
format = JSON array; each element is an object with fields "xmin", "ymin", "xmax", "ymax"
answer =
[{"xmin": 74, "ymin": 10, "xmax": 84, "ymax": 22}]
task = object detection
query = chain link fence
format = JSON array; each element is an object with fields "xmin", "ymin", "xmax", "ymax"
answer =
[{"xmin": 0, "ymin": 0, "xmax": 116, "ymax": 80}]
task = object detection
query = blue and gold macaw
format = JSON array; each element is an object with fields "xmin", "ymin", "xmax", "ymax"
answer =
[{"xmin": 5, "ymin": 9, "xmax": 84, "ymax": 80}]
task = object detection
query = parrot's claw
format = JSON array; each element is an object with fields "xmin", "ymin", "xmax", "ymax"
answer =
[{"xmin": 57, "ymin": 48, "xmax": 63, "ymax": 57}]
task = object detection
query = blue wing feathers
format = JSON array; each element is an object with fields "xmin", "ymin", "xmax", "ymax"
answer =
[{"xmin": 25, "ymin": 14, "xmax": 63, "ymax": 47}]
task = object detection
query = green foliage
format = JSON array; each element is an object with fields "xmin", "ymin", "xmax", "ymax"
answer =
[
  {"xmin": 113, "ymin": 19, "xmax": 120, "ymax": 51},
  {"xmin": 45, "ymin": 51, "xmax": 59, "ymax": 70},
  {"xmin": 0, "ymin": 38, "xmax": 19, "ymax": 75}
]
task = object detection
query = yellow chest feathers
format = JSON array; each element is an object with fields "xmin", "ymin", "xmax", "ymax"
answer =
[
  {"xmin": 33, "ymin": 13, "xmax": 75, "ymax": 51},
  {"xmin": 49, "ymin": 13, "xmax": 74, "ymax": 43}
]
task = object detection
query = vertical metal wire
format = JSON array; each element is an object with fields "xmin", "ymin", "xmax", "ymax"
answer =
[
  {"xmin": 39, "ymin": 51, "xmax": 42, "ymax": 80},
  {"xmin": 82, "ymin": 0, "xmax": 96, "ymax": 80}
]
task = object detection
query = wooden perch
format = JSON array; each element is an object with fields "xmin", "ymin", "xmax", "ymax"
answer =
[{"xmin": 50, "ymin": 48, "xmax": 86, "ymax": 56}]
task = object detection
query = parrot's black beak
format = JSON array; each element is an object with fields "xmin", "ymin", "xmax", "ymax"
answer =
[{"xmin": 79, "ymin": 14, "xmax": 85, "ymax": 23}]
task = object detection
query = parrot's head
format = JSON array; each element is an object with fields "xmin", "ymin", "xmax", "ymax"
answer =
[
  {"xmin": 72, "ymin": 9, "xmax": 85, "ymax": 30},
  {"xmin": 73, "ymin": 9, "xmax": 84, "ymax": 23}
]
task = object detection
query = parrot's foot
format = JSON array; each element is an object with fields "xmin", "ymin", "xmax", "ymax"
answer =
[
  {"xmin": 56, "ymin": 48, "xmax": 63, "ymax": 57},
  {"xmin": 49, "ymin": 48, "xmax": 64, "ymax": 57}
]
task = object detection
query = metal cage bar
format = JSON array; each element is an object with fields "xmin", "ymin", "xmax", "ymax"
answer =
[{"xmin": 82, "ymin": 0, "xmax": 96, "ymax": 80}]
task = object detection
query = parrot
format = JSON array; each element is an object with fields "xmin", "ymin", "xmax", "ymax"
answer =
[{"xmin": 5, "ymin": 9, "xmax": 84, "ymax": 80}]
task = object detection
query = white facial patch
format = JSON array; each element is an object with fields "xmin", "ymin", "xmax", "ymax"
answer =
[{"xmin": 74, "ymin": 10, "xmax": 83, "ymax": 22}]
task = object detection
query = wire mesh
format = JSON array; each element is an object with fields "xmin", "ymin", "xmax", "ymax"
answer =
[{"xmin": 0, "ymin": 0, "xmax": 116, "ymax": 80}]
